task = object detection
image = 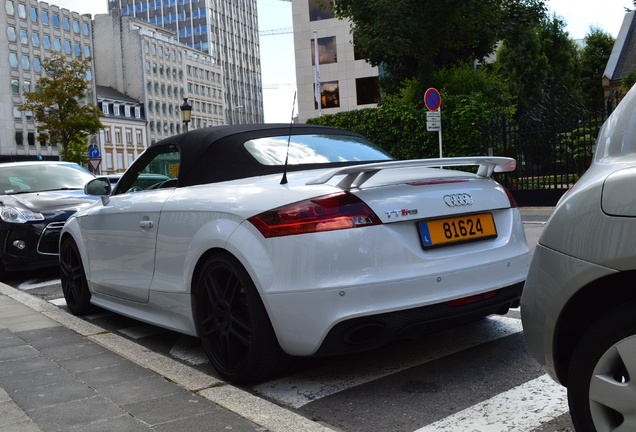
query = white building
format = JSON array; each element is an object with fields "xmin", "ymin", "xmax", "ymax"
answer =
[
  {"xmin": 96, "ymin": 85, "xmax": 147, "ymax": 174},
  {"xmin": 93, "ymin": 11, "xmax": 225, "ymax": 148},
  {"xmin": 0, "ymin": 0, "xmax": 95, "ymax": 161},
  {"xmin": 291, "ymin": 0, "xmax": 380, "ymax": 123}
]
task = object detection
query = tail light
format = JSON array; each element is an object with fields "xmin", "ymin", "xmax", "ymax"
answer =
[{"xmin": 248, "ymin": 191, "xmax": 381, "ymax": 238}]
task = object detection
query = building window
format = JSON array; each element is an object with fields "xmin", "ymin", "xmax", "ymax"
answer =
[
  {"xmin": 13, "ymin": 106, "xmax": 21, "ymax": 119},
  {"xmin": 135, "ymin": 107, "xmax": 141, "ymax": 119},
  {"xmin": 63, "ymin": 17, "xmax": 70, "ymax": 31},
  {"xmin": 64, "ymin": 40, "xmax": 71, "ymax": 54},
  {"xmin": 32, "ymin": 33, "xmax": 40, "ymax": 47},
  {"xmin": 54, "ymin": 38, "xmax": 61, "ymax": 52},
  {"xmin": 5, "ymin": 1, "xmax": 14, "ymax": 15},
  {"xmin": 102, "ymin": 103, "xmax": 109, "ymax": 115},
  {"xmin": 11, "ymin": 79, "xmax": 19, "ymax": 93},
  {"xmin": 126, "ymin": 130, "xmax": 132, "ymax": 144},
  {"xmin": 114, "ymin": 104, "xmax": 120, "ymax": 116},
  {"xmin": 73, "ymin": 19, "xmax": 80, "ymax": 33},
  {"xmin": 124, "ymin": 105, "xmax": 131, "ymax": 117},
  {"xmin": 29, "ymin": 6, "xmax": 37, "ymax": 22},
  {"xmin": 136, "ymin": 130, "xmax": 142, "ymax": 144},
  {"xmin": 33, "ymin": 57, "xmax": 41, "ymax": 72},
  {"xmin": 9, "ymin": 52, "xmax": 18, "ymax": 68},
  {"xmin": 104, "ymin": 129, "xmax": 111, "ymax": 143},
  {"xmin": 308, "ymin": 0, "xmax": 333, "ymax": 21},
  {"xmin": 312, "ymin": 36, "xmax": 337, "ymax": 65},
  {"xmin": 52, "ymin": 14, "xmax": 60, "ymax": 28},
  {"xmin": 315, "ymin": 81, "xmax": 340, "ymax": 109},
  {"xmin": 42, "ymin": 10, "xmax": 49, "ymax": 25},
  {"xmin": 17, "ymin": 3, "xmax": 25, "ymax": 18},
  {"xmin": 43, "ymin": 35, "xmax": 51, "ymax": 49},
  {"xmin": 27, "ymin": 133, "xmax": 35, "ymax": 146},
  {"xmin": 15, "ymin": 132, "xmax": 23, "ymax": 146},
  {"xmin": 82, "ymin": 22, "xmax": 89, "ymax": 36},
  {"xmin": 356, "ymin": 77, "xmax": 381, "ymax": 105},
  {"xmin": 115, "ymin": 128, "xmax": 121, "ymax": 144},
  {"xmin": 106, "ymin": 152, "xmax": 113, "ymax": 169},
  {"xmin": 7, "ymin": 26, "xmax": 16, "ymax": 42}
]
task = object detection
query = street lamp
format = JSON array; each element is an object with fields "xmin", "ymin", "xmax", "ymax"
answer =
[{"xmin": 180, "ymin": 97, "xmax": 192, "ymax": 132}]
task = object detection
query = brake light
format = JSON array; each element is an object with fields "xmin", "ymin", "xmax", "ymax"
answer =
[
  {"xmin": 248, "ymin": 191, "xmax": 381, "ymax": 238},
  {"xmin": 447, "ymin": 290, "xmax": 497, "ymax": 307},
  {"xmin": 503, "ymin": 186, "xmax": 518, "ymax": 208}
]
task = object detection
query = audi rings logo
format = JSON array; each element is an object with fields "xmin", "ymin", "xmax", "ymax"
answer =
[{"xmin": 443, "ymin": 193, "xmax": 473, "ymax": 207}]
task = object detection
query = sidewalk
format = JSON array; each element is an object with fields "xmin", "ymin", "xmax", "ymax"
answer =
[{"xmin": 0, "ymin": 284, "xmax": 334, "ymax": 432}]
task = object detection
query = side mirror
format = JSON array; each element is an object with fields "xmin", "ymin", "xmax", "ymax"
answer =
[
  {"xmin": 85, "ymin": 178, "xmax": 111, "ymax": 196},
  {"xmin": 85, "ymin": 178, "xmax": 111, "ymax": 205}
]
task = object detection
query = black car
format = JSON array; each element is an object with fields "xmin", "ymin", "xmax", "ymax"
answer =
[{"xmin": 0, "ymin": 161, "xmax": 97, "ymax": 278}]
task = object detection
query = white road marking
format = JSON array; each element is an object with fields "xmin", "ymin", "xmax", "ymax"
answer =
[
  {"xmin": 414, "ymin": 374, "xmax": 568, "ymax": 432},
  {"xmin": 169, "ymin": 336, "xmax": 208, "ymax": 365},
  {"xmin": 18, "ymin": 278, "xmax": 61, "ymax": 290},
  {"xmin": 49, "ymin": 298, "xmax": 67, "ymax": 307},
  {"xmin": 118, "ymin": 324, "xmax": 166, "ymax": 339},
  {"xmin": 254, "ymin": 315, "xmax": 523, "ymax": 409}
]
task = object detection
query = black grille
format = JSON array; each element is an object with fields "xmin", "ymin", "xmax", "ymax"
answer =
[{"xmin": 37, "ymin": 222, "xmax": 65, "ymax": 255}]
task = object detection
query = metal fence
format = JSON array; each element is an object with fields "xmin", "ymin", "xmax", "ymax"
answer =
[{"xmin": 484, "ymin": 86, "xmax": 608, "ymax": 206}]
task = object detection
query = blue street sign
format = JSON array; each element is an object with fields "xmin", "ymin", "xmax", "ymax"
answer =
[{"xmin": 88, "ymin": 146, "xmax": 100, "ymax": 159}]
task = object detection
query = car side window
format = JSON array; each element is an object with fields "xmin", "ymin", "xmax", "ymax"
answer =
[{"xmin": 113, "ymin": 144, "xmax": 180, "ymax": 195}]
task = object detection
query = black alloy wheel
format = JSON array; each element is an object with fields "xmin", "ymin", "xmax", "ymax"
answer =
[
  {"xmin": 60, "ymin": 237, "xmax": 95, "ymax": 315},
  {"xmin": 195, "ymin": 253, "xmax": 287, "ymax": 383}
]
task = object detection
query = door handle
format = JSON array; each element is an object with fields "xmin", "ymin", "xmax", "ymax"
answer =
[{"xmin": 139, "ymin": 220, "xmax": 154, "ymax": 229}]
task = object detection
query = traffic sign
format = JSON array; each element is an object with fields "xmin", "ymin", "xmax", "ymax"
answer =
[
  {"xmin": 426, "ymin": 111, "xmax": 441, "ymax": 120},
  {"xmin": 424, "ymin": 88, "xmax": 441, "ymax": 111},
  {"xmin": 88, "ymin": 158, "xmax": 101, "ymax": 172},
  {"xmin": 426, "ymin": 122, "xmax": 441, "ymax": 132},
  {"xmin": 88, "ymin": 146, "xmax": 100, "ymax": 159}
]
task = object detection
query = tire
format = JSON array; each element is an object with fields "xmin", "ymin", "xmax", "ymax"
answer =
[
  {"xmin": 567, "ymin": 301, "xmax": 636, "ymax": 432},
  {"xmin": 195, "ymin": 253, "xmax": 288, "ymax": 383},
  {"xmin": 60, "ymin": 237, "xmax": 95, "ymax": 315}
]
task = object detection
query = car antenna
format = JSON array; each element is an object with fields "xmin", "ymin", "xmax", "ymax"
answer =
[{"xmin": 280, "ymin": 91, "xmax": 297, "ymax": 185}]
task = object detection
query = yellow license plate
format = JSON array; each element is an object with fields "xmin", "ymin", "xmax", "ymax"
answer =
[{"xmin": 419, "ymin": 213, "xmax": 497, "ymax": 248}]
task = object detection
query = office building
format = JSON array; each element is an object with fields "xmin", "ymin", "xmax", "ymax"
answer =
[
  {"xmin": 107, "ymin": 0, "xmax": 264, "ymax": 124},
  {"xmin": 291, "ymin": 0, "xmax": 380, "ymax": 123},
  {"xmin": 1, "ymin": 0, "xmax": 95, "ymax": 160},
  {"xmin": 93, "ymin": 11, "xmax": 225, "ymax": 153}
]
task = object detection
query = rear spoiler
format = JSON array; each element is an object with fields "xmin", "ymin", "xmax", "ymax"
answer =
[{"xmin": 306, "ymin": 157, "xmax": 516, "ymax": 189}]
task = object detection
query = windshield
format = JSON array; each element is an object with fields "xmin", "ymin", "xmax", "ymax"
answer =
[
  {"xmin": 0, "ymin": 163, "xmax": 95, "ymax": 195},
  {"xmin": 244, "ymin": 134, "xmax": 393, "ymax": 166}
]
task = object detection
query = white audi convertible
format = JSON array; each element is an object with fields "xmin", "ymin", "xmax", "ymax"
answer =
[{"xmin": 60, "ymin": 124, "xmax": 530, "ymax": 382}]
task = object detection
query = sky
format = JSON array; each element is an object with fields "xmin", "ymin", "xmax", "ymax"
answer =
[{"xmin": 47, "ymin": 0, "xmax": 632, "ymax": 122}]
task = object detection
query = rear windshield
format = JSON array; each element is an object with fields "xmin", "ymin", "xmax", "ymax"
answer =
[{"xmin": 244, "ymin": 134, "xmax": 393, "ymax": 166}]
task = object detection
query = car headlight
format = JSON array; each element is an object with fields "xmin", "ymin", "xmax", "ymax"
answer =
[{"xmin": 0, "ymin": 206, "xmax": 45, "ymax": 223}]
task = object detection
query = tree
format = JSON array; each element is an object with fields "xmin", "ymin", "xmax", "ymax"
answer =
[
  {"xmin": 580, "ymin": 27, "xmax": 615, "ymax": 112},
  {"xmin": 494, "ymin": 14, "xmax": 581, "ymax": 119},
  {"xmin": 19, "ymin": 54, "xmax": 103, "ymax": 164},
  {"xmin": 328, "ymin": 0, "xmax": 547, "ymax": 94}
]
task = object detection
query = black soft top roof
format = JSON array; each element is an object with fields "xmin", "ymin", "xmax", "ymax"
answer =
[{"xmin": 150, "ymin": 124, "xmax": 370, "ymax": 187}]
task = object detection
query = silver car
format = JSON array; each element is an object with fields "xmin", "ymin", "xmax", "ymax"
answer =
[{"xmin": 521, "ymin": 84, "xmax": 636, "ymax": 431}]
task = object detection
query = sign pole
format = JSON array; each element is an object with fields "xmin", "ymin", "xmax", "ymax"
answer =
[
  {"xmin": 424, "ymin": 88, "xmax": 442, "ymax": 157},
  {"xmin": 438, "ymin": 107, "xmax": 443, "ymax": 158}
]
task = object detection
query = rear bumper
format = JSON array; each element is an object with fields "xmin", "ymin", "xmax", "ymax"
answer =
[{"xmin": 314, "ymin": 282, "xmax": 523, "ymax": 356}]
